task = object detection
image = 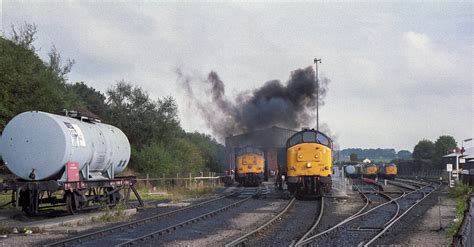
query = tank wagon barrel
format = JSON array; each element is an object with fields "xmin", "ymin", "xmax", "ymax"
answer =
[
  {"xmin": 0, "ymin": 111, "xmax": 142, "ymax": 215},
  {"xmin": 0, "ymin": 111, "xmax": 130, "ymax": 181}
]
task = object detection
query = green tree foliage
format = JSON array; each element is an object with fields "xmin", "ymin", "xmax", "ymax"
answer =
[
  {"xmin": 0, "ymin": 25, "xmax": 81, "ymax": 131},
  {"xmin": 105, "ymin": 81, "xmax": 181, "ymax": 149},
  {"xmin": 433, "ymin": 135, "xmax": 457, "ymax": 165},
  {"xmin": 66, "ymin": 82, "xmax": 107, "ymax": 118},
  {"xmin": 397, "ymin": 150, "xmax": 412, "ymax": 160},
  {"xmin": 349, "ymin": 153, "xmax": 358, "ymax": 162},
  {"xmin": 0, "ymin": 24, "xmax": 225, "ymax": 177},
  {"xmin": 413, "ymin": 139, "xmax": 435, "ymax": 162},
  {"xmin": 134, "ymin": 138, "xmax": 206, "ymax": 177},
  {"xmin": 184, "ymin": 132, "xmax": 225, "ymax": 173}
]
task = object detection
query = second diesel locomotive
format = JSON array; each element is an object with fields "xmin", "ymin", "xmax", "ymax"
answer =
[
  {"xmin": 286, "ymin": 128, "xmax": 333, "ymax": 197},
  {"xmin": 235, "ymin": 146, "xmax": 265, "ymax": 187},
  {"xmin": 362, "ymin": 163, "xmax": 378, "ymax": 179},
  {"xmin": 377, "ymin": 163, "xmax": 397, "ymax": 180}
]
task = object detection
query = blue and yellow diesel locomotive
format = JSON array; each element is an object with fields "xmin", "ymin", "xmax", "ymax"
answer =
[
  {"xmin": 235, "ymin": 146, "xmax": 265, "ymax": 187},
  {"xmin": 286, "ymin": 129, "xmax": 333, "ymax": 197}
]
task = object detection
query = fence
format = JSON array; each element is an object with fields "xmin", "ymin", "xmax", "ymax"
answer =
[
  {"xmin": 452, "ymin": 195, "xmax": 474, "ymax": 247},
  {"xmin": 135, "ymin": 172, "xmax": 223, "ymax": 191}
]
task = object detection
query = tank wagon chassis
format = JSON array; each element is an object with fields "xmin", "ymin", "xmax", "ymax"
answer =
[{"xmin": 0, "ymin": 176, "xmax": 143, "ymax": 215}]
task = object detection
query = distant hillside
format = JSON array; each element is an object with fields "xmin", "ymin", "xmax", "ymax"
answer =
[{"xmin": 337, "ymin": 148, "xmax": 412, "ymax": 162}]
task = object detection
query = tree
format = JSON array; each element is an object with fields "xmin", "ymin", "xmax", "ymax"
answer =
[
  {"xmin": 0, "ymin": 27, "xmax": 82, "ymax": 131},
  {"xmin": 350, "ymin": 153, "xmax": 358, "ymax": 162},
  {"xmin": 433, "ymin": 135, "xmax": 457, "ymax": 165},
  {"xmin": 397, "ymin": 150, "xmax": 412, "ymax": 160},
  {"xmin": 413, "ymin": 139, "xmax": 435, "ymax": 162},
  {"xmin": 67, "ymin": 82, "xmax": 107, "ymax": 118},
  {"xmin": 105, "ymin": 81, "xmax": 181, "ymax": 149}
]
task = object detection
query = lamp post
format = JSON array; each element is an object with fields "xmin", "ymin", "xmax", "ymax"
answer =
[{"xmin": 314, "ymin": 58, "xmax": 321, "ymax": 131}]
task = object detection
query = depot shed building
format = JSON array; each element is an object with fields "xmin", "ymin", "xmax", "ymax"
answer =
[{"xmin": 225, "ymin": 126, "xmax": 297, "ymax": 182}]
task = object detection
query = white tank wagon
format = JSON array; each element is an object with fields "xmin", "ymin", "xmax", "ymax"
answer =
[
  {"xmin": 0, "ymin": 111, "xmax": 130, "ymax": 181},
  {"xmin": 0, "ymin": 111, "xmax": 143, "ymax": 215}
]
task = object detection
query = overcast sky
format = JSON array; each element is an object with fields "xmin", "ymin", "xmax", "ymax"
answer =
[{"xmin": 1, "ymin": 1, "xmax": 472, "ymax": 151}]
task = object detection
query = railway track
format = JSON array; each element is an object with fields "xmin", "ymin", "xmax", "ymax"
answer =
[
  {"xmin": 45, "ymin": 186, "xmax": 257, "ymax": 247},
  {"xmin": 295, "ymin": 179, "xmax": 441, "ymax": 247},
  {"xmin": 291, "ymin": 197, "xmax": 325, "ymax": 246},
  {"xmin": 224, "ymin": 197, "xmax": 296, "ymax": 247}
]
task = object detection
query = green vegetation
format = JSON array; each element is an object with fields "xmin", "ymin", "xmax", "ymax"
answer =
[
  {"xmin": 448, "ymin": 182, "xmax": 472, "ymax": 238},
  {"xmin": 413, "ymin": 136, "xmax": 457, "ymax": 170},
  {"xmin": 0, "ymin": 23, "xmax": 224, "ymax": 177},
  {"xmin": 92, "ymin": 203, "xmax": 129, "ymax": 223},
  {"xmin": 340, "ymin": 148, "xmax": 409, "ymax": 162},
  {"xmin": 130, "ymin": 186, "xmax": 216, "ymax": 202},
  {"xmin": 0, "ymin": 193, "xmax": 13, "ymax": 208}
]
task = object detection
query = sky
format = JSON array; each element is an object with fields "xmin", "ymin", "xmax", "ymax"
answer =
[{"xmin": 1, "ymin": 1, "xmax": 472, "ymax": 151}]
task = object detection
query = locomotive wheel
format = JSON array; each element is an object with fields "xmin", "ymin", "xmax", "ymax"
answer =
[{"xmin": 66, "ymin": 191, "xmax": 78, "ymax": 215}]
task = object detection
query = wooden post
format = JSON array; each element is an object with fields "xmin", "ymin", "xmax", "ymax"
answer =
[
  {"xmin": 146, "ymin": 173, "xmax": 150, "ymax": 191},
  {"xmin": 189, "ymin": 173, "xmax": 192, "ymax": 189},
  {"xmin": 163, "ymin": 173, "xmax": 165, "ymax": 189}
]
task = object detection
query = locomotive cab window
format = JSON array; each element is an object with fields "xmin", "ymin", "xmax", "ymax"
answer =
[
  {"xmin": 302, "ymin": 131, "xmax": 317, "ymax": 142},
  {"xmin": 316, "ymin": 133, "xmax": 330, "ymax": 147},
  {"xmin": 288, "ymin": 133, "xmax": 302, "ymax": 147},
  {"xmin": 287, "ymin": 130, "xmax": 333, "ymax": 149}
]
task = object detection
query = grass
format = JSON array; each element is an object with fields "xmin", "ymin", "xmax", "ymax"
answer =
[
  {"xmin": 0, "ymin": 192, "xmax": 14, "ymax": 209},
  {"xmin": 91, "ymin": 203, "xmax": 129, "ymax": 223},
  {"xmin": 129, "ymin": 185, "xmax": 219, "ymax": 203},
  {"xmin": 447, "ymin": 182, "xmax": 472, "ymax": 238}
]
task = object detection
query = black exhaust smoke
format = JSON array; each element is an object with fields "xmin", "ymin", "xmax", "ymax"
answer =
[{"xmin": 176, "ymin": 66, "xmax": 330, "ymax": 141}]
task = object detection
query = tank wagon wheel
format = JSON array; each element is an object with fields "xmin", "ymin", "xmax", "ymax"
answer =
[
  {"xmin": 65, "ymin": 191, "xmax": 79, "ymax": 215},
  {"xmin": 20, "ymin": 190, "xmax": 39, "ymax": 216},
  {"xmin": 104, "ymin": 187, "xmax": 123, "ymax": 208}
]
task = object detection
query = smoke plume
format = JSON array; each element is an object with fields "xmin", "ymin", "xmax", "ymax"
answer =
[{"xmin": 176, "ymin": 66, "xmax": 331, "ymax": 141}]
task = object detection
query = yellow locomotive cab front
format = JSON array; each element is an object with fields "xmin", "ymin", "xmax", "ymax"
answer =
[{"xmin": 286, "ymin": 129, "xmax": 333, "ymax": 197}]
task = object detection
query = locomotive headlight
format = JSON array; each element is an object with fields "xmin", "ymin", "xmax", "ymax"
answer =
[
  {"xmin": 298, "ymin": 155, "xmax": 303, "ymax": 159},
  {"xmin": 306, "ymin": 163, "xmax": 312, "ymax": 168}
]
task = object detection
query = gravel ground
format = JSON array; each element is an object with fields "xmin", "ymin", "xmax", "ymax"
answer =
[
  {"xmin": 373, "ymin": 185, "xmax": 455, "ymax": 246},
  {"xmin": 245, "ymin": 198, "xmax": 321, "ymax": 246},
  {"xmin": 154, "ymin": 197, "xmax": 287, "ymax": 246},
  {"xmin": 0, "ymin": 189, "xmax": 231, "ymax": 247},
  {"xmin": 304, "ymin": 182, "xmax": 439, "ymax": 246},
  {"xmin": 48, "ymin": 196, "xmax": 247, "ymax": 246}
]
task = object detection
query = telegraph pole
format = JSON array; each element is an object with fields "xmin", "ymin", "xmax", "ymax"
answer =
[{"xmin": 314, "ymin": 58, "xmax": 322, "ymax": 131}]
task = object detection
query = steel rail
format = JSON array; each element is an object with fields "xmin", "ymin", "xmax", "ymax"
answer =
[
  {"xmin": 296, "ymin": 181, "xmax": 418, "ymax": 246},
  {"xmin": 362, "ymin": 182, "xmax": 441, "ymax": 247},
  {"xmin": 119, "ymin": 190, "xmax": 259, "ymax": 247},
  {"xmin": 292, "ymin": 184, "xmax": 373, "ymax": 247},
  {"xmin": 224, "ymin": 197, "xmax": 297, "ymax": 247},
  {"xmin": 45, "ymin": 187, "xmax": 244, "ymax": 247},
  {"xmin": 292, "ymin": 197, "xmax": 325, "ymax": 246}
]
